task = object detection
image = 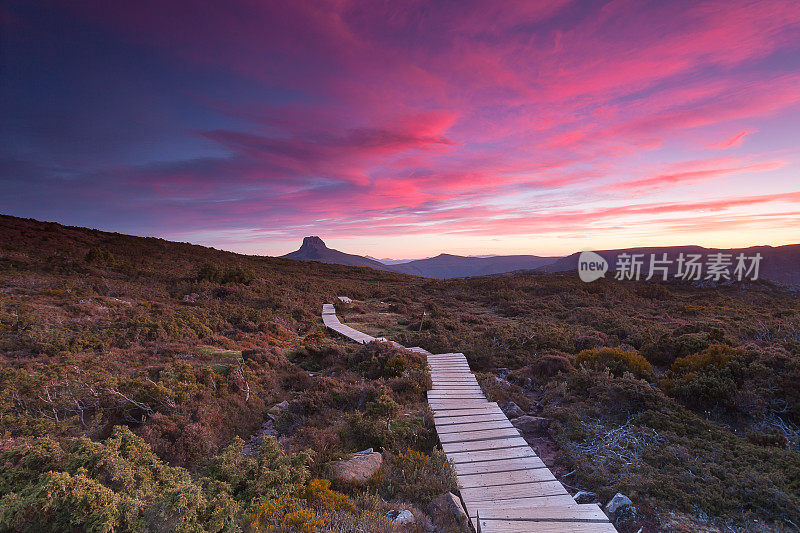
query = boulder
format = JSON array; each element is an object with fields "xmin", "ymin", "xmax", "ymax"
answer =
[
  {"xmin": 605, "ymin": 493, "xmax": 634, "ymax": 515},
  {"xmin": 512, "ymin": 415, "xmax": 551, "ymax": 434},
  {"xmin": 430, "ymin": 492, "xmax": 468, "ymax": 525},
  {"xmin": 605, "ymin": 492, "xmax": 637, "ymax": 527},
  {"xmin": 573, "ymin": 490, "xmax": 599, "ymax": 504},
  {"xmin": 267, "ymin": 400, "xmax": 289, "ymax": 420},
  {"xmin": 386, "ymin": 509, "xmax": 414, "ymax": 525},
  {"xmin": 501, "ymin": 402, "xmax": 525, "ymax": 419},
  {"xmin": 181, "ymin": 293, "xmax": 200, "ymax": 304},
  {"xmin": 330, "ymin": 452, "xmax": 383, "ymax": 484}
]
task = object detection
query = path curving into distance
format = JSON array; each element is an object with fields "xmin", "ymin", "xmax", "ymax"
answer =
[{"xmin": 322, "ymin": 302, "xmax": 618, "ymax": 532}]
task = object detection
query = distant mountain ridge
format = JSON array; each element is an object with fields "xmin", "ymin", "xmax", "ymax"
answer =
[
  {"xmin": 281, "ymin": 237, "xmax": 800, "ymax": 285},
  {"xmin": 391, "ymin": 252, "xmax": 558, "ymax": 278},
  {"xmin": 281, "ymin": 237, "xmax": 558, "ymax": 278}
]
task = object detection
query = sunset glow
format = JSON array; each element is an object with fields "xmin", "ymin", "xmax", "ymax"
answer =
[{"xmin": 2, "ymin": 1, "xmax": 799, "ymax": 257}]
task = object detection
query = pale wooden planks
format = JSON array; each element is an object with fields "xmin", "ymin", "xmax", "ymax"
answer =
[
  {"xmin": 436, "ymin": 420, "xmax": 515, "ymax": 434},
  {"xmin": 478, "ymin": 505, "xmax": 609, "ymax": 522},
  {"xmin": 321, "ymin": 303, "xmax": 615, "ymax": 533},
  {"xmin": 478, "ymin": 518, "xmax": 619, "ymax": 533},
  {"xmin": 424, "ymin": 348, "xmax": 617, "ymax": 532}
]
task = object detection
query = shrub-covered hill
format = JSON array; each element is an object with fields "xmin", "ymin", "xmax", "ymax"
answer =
[
  {"xmin": 2, "ymin": 213, "xmax": 800, "ymax": 532},
  {"xmin": 0, "ymin": 215, "xmax": 458, "ymax": 532}
]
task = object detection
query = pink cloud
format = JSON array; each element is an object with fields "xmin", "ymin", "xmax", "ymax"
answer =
[
  {"xmin": 707, "ymin": 130, "xmax": 753, "ymax": 149},
  {"xmin": 606, "ymin": 157, "xmax": 785, "ymax": 192},
  {"xmin": 16, "ymin": 0, "xmax": 800, "ymax": 251}
]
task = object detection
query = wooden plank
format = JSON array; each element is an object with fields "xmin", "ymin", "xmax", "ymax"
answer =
[
  {"xmin": 457, "ymin": 468, "xmax": 557, "ymax": 488},
  {"xmin": 477, "ymin": 519, "xmax": 618, "ymax": 533},
  {"xmin": 454, "ymin": 456, "xmax": 547, "ymax": 476},
  {"xmin": 436, "ymin": 420, "xmax": 514, "ymax": 434},
  {"xmin": 428, "ymin": 399, "xmax": 492, "ymax": 408},
  {"xmin": 438, "ymin": 427, "xmax": 520, "ymax": 444},
  {"xmin": 477, "ymin": 505, "xmax": 609, "ymax": 522},
  {"xmin": 435, "ymin": 413, "xmax": 510, "ymax": 426},
  {"xmin": 430, "ymin": 406, "xmax": 495, "ymax": 414},
  {"xmin": 428, "ymin": 390, "xmax": 484, "ymax": 395},
  {"xmin": 466, "ymin": 494, "xmax": 576, "ymax": 517},
  {"xmin": 447, "ymin": 446, "xmax": 538, "ymax": 464},
  {"xmin": 427, "ymin": 387, "xmax": 484, "ymax": 392},
  {"xmin": 442, "ymin": 436, "xmax": 529, "ymax": 454},
  {"xmin": 460, "ymin": 481, "xmax": 569, "ymax": 504},
  {"xmin": 434, "ymin": 406, "xmax": 503, "ymax": 417}
]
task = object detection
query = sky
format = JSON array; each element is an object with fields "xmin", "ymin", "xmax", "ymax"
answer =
[{"xmin": 1, "ymin": 0, "xmax": 800, "ymax": 259}]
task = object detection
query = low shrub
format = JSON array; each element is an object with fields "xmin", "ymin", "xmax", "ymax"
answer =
[
  {"xmin": 575, "ymin": 347, "xmax": 653, "ymax": 379},
  {"xmin": 374, "ymin": 448, "xmax": 456, "ymax": 505},
  {"xmin": 667, "ymin": 344, "xmax": 746, "ymax": 410}
]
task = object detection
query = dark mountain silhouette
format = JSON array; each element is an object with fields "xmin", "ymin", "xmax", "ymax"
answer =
[
  {"xmin": 282, "ymin": 237, "xmax": 559, "ymax": 278},
  {"xmin": 538, "ymin": 245, "xmax": 800, "ymax": 286},
  {"xmin": 281, "ymin": 236, "xmax": 390, "ymax": 269},
  {"xmin": 391, "ymin": 253, "xmax": 558, "ymax": 278}
]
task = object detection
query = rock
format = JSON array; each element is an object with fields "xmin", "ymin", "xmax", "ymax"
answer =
[
  {"xmin": 181, "ymin": 293, "xmax": 200, "ymax": 304},
  {"xmin": 430, "ymin": 492, "xmax": 468, "ymax": 525},
  {"xmin": 605, "ymin": 493, "xmax": 634, "ymax": 515},
  {"xmin": 605, "ymin": 493, "xmax": 637, "ymax": 527},
  {"xmin": 386, "ymin": 509, "xmax": 414, "ymax": 525},
  {"xmin": 356, "ymin": 448, "xmax": 373, "ymax": 454},
  {"xmin": 512, "ymin": 415, "xmax": 551, "ymax": 434},
  {"xmin": 330, "ymin": 452, "xmax": 383, "ymax": 484},
  {"xmin": 267, "ymin": 400, "xmax": 289, "ymax": 420},
  {"xmin": 501, "ymin": 402, "xmax": 525, "ymax": 419},
  {"xmin": 573, "ymin": 490, "xmax": 599, "ymax": 504}
]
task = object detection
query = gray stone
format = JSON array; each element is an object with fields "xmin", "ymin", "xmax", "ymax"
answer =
[
  {"xmin": 430, "ymin": 492, "xmax": 468, "ymax": 525},
  {"xmin": 573, "ymin": 490, "xmax": 599, "ymax": 504},
  {"xmin": 181, "ymin": 293, "xmax": 200, "ymax": 304},
  {"xmin": 606, "ymin": 493, "xmax": 636, "ymax": 524},
  {"xmin": 512, "ymin": 415, "xmax": 551, "ymax": 434},
  {"xmin": 501, "ymin": 402, "xmax": 525, "ymax": 419},
  {"xmin": 330, "ymin": 452, "xmax": 383, "ymax": 484},
  {"xmin": 267, "ymin": 400, "xmax": 289, "ymax": 420},
  {"xmin": 387, "ymin": 509, "xmax": 414, "ymax": 525}
]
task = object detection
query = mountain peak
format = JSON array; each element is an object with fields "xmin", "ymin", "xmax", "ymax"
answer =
[{"xmin": 300, "ymin": 236, "xmax": 328, "ymax": 251}]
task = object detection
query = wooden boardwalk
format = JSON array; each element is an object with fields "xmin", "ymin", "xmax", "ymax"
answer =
[{"xmin": 322, "ymin": 304, "xmax": 617, "ymax": 532}]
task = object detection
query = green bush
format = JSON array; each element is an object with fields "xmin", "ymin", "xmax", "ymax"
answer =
[
  {"xmin": 575, "ymin": 347, "xmax": 653, "ymax": 379},
  {"xmin": 666, "ymin": 344, "xmax": 745, "ymax": 410}
]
